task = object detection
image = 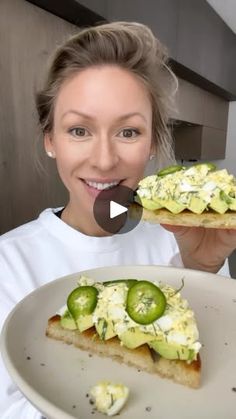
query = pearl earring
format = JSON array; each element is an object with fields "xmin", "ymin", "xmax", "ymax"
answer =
[
  {"xmin": 149, "ymin": 154, "xmax": 156, "ymax": 161},
  {"xmin": 46, "ymin": 151, "xmax": 55, "ymax": 158}
]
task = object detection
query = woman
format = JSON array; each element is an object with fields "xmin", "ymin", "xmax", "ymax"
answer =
[{"xmin": 0, "ymin": 21, "xmax": 235, "ymax": 418}]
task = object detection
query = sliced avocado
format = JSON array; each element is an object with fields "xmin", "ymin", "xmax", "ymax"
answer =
[
  {"xmin": 76, "ymin": 314, "xmax": 93, "ymax": 332},
  {"xmin": 118, "ymin": 328, "xmax": 155, "ymax": 349},
  {"xmin": 220, "ymin": 191, "xmax": 236, "ymax": 210},
  {"xmin": 139, "ymin": 197, "xmax": 163, "ymax": 210},
  {"xmin": 60, "ymin": 310, "xmax": 77, "ymax": 330},
  {"xmin": 95, "ymin": 318, "xmax": 116, "ymax": 340},
  {"xmin": 149, "ymin": 339, "xmax": 195, "ymax": 361},
  {"xmin": 159, "ymin": 199, "xmax": 186, "ymax": 214},
  {"xmin": 229, "ymin": 197, "xmax": 236, "ymax": 211},
  {"xmin": 220, "ymin": 190, "xmax": 232, "ymax": 205},
  {"xmin": 209, "ymin": 196, "xmax": 228, "ymax": 214},
  {"xmin": 187, "ymin": 196, "xmax": 207, "ymax": 214}
]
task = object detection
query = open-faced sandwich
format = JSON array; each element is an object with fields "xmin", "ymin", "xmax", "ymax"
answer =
[
  {"xmin": 46, "ymin": 276, "xmax": 201, "ymax": 389},
  {"xmin": 131, "ymin": 163, "xmax": 236, "ymax": 228}
]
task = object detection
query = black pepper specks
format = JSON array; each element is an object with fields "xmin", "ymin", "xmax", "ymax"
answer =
[
  {"xmin": 145, "ymin": 406, "xmax": 152, "ymax": 412},
  {"xmin": 26, "ymin": 356, "xmax": 31, "ymax": 360},
  {"xmin": 88, "ymin": 354, "xmax": 93, "ymax": 358},
  {"xmin": 89, "ymin": 399, "xmax": 94, "ymax": 405},
  {"xmin": 232, "ymin": 387, "xmax": 236, "ymax": 392},
  {"xmin": 40, "ymin": 363, "xmax": 45, "ymax": 366},
  {"xmin": 72, "ymin": 405, "xmax": 76, "ymax": 409}
]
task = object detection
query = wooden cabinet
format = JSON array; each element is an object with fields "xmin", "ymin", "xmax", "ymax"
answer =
[
  {"xmin": 107, "ymin": 0, "xmax": 179, "ymax": 58},
  {"xmin": 177, "ymin": 0, "xmax": 226, "ymax": 85},
  {"xmin": 0, "ymin": 0, "xmax": 76, "ymax": 234},
  {"xmin": 172, "ymin": 78, "xmax": 229, "ymax": 160},
  {"xmin": 174, "ymin": 125, "xmax": 227, "ymax": 160},
  {"xmin": 69, "ymin": 0, "xmax": 236, "ymax": 99}
]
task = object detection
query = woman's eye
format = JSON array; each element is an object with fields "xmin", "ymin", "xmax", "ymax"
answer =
[
  {"xmin": 118, "ymin": 128, "xmax": 140, "ymax": 139},
  {"xmin": 69, "ymin": 127, "xmax": 90, "ymax": 138}
]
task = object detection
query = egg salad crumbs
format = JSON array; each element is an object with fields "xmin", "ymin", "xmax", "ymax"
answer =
[{"xmin": 89, "ymin": 381, "xmax": 129, "ymax": 416}]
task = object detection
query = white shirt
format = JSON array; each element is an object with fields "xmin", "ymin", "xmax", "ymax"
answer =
[{"xmin": 0, "ymin": 208, "xmax": 230, "ymax": 418}]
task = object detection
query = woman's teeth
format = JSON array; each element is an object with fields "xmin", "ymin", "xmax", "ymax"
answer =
[{"xmin": 84, "ymin": 180, "xmax": 120, "ymax": 190}]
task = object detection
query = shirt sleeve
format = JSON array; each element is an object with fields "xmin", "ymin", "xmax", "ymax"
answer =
[
  {"xmin": 217, "ymin": 258, "xmax": 231, "ymax": 277},
  {"xmin": 0, "ymin": 263, "xmax": 43, "ymax": 418},
  {"xmin": 0, "ymin": 363, "xmax": 43, "ymax": 419}
]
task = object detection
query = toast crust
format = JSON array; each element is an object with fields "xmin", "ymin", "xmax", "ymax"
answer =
[
  {"xmin": 46, "ymin": 315, "xmax": 201, "ymax": 389},
  {"xmin": 130, "ymin": 203, "xmax": 236, "ymax": 229}
]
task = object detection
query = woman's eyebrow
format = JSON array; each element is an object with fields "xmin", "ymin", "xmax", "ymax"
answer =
[
  {"xmin": 116, "ymin": 112, "xmax": 147, "ymax": 123},
  {"xmin": 61, "ymin": 110, "xmax": 147, "ymax": 123},
  {"xmin": 61, "ymin": 110, "xmax": 93, "ymax": 120}
]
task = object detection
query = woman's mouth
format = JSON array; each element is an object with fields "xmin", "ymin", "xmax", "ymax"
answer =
[
  {"xmin": 84, "ymin": 179, "xmax": 121, "ymax": 190},
  {"xmin": 81, "ymin": 179, "xmax": 123, "ymax": 198}
]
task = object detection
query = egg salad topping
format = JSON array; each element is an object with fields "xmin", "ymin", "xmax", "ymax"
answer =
[
  {"xmin": 60, "ymin": 276, "xmax": 201, "ymax": 362},
  {"xmin": 136, "ymin": 163, "xmax": 236, "ymax": 214},
  {"xmin": 92, "ymin": 280, "xmax": 200, "ymax": 355},
  {"xmin": 90, "ymin": 381, "xmax": 129, "ymax": 416}
]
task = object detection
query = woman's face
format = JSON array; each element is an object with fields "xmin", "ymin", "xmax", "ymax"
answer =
[{"xmin": 45, "ymin": 65, "xmax": 154, "ymax": 222}]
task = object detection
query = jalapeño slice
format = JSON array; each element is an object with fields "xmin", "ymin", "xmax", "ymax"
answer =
[
  {"xmin": 157, "ymin": 165, "xmax": 184, "ymax": 177},
  {"xmin": 193, "ymin": 162, "xmax": 216, "ymax": 172},
  {"xmin": 103, "ymin": 279, "xmax": 138, "ymax": 289},
  {"xmin": 67, "ymin": 286, "xmax": 98, "ymax": 320},
  {"xmin": 126, "ymin": 281, "xmax": 166, "ymax": 325}
]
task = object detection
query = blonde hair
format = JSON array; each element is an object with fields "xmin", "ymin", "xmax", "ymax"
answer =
[{"xmin": 36, "ymin": 21, "xmax": 177, "ymax": 167}]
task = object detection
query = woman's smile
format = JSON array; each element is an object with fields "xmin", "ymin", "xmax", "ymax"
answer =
[{"xmin": 80, "ymin": 178, "xmax": 125, "ymax": 198}]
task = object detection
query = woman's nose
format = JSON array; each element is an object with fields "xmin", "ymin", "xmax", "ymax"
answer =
[{"xmin": 89, "ymin": 136, "xmax": 119, "ymax": 172}]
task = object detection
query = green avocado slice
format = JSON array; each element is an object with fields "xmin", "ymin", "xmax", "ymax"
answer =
[
  {"xmin": 159, "ymin": 199, "xmax": 186, "ymax": 214},
  {"xmin": 229, "ymin": 197, "xmax": 236, "ymax": 211},
  {"xmin": 209, "ymin": 196, "xmax": 228, "ymax": 214},
  {"xmin": 60, "ymin": 310, "xmax": 77, "ymax": 330},
  {"xmin": 187, "ymin": 196, "xmax": 208, "ymax": 214},
  {"xmin": 138, "ymin": 197, "xmax": 163, "ymax": 210},
  {"xmin": 118, "ymin": 328, "xmax": 155, "ymax": 349},
  {"xmin": 76, "ymin": 314, "xmax": 93, "ymax": 332},
  {"xmin": 149, "ymin": 339, "xmax": 195, "ymax": 361},
  {"xmin": 95, "ymin": 318, "xmax": 117, "ymax": 340}
]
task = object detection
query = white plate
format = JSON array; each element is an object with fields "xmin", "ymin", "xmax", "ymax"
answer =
[{"xmin": 1, "ymin": 265, "xmax": 236, "ymax": 419}]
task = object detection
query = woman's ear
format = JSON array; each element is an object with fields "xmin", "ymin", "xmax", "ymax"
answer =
[{"xmin": 44, "ymin": 133, "xmax": 56, "ymax": 158}]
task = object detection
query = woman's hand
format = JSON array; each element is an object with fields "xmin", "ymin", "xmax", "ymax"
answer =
[{"xmin": 162, "ymin": 225, "xmax": 236, "ymax": 273}]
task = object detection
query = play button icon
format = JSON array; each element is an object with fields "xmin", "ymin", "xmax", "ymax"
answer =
[
  {"xmin": 93, "ymin": 184, "xmax": 143, "ymax": 234},
  {"xmin": 110, "ymin": 201, "xmax": 128, "ymax": 219}
]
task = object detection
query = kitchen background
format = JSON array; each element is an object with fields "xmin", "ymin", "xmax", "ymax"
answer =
[{"xmin": 0, "ymin": 0, "xmax": 236, "ymax": 276}]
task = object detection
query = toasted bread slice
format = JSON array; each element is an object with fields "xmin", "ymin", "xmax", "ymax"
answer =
[
  {"xmin": 130, "ymin": 203, "xmax": 236, "ymax": 229},
  {"xmin": 46, "ymin": 315, "xmax": 201, "ymax": 389}
]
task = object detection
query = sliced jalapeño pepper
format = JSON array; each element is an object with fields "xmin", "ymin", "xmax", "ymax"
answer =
[
  {"xmin": 103, "ymin": 279, "xmax": 138, "ymax": 289},
  {"xmin": 67, "ymin": 286, "xmax": 98, "ymax": 320},
  {"xmin": 193, "ymin": 162, "xmax": 216, "ymax": 172},
  {"xmin": 157, "ymin": 165, "xmax": 184, "ymax": 177},
  {"xmin": 126, "ymin": 281, "xmax": 166, "ymax": 325}
]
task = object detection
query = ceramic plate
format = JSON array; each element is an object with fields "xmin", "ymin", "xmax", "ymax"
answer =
[{"xmin": 1, "ymin": 265, "xmax": 236, "ymax": 419}]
